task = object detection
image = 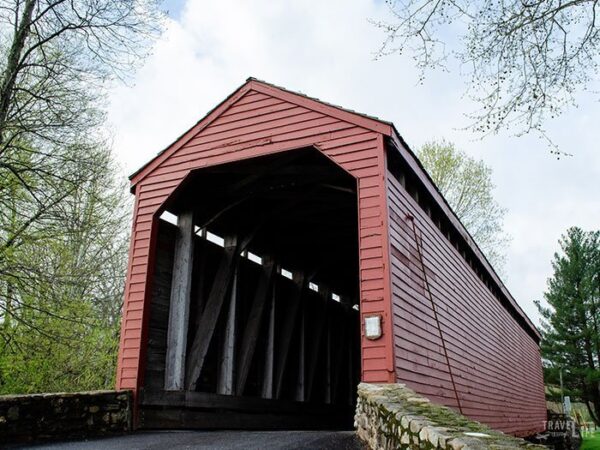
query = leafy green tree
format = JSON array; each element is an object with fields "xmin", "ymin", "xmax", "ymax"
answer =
[
  {"xmin": 418, "ymin": 140, "xmax": 509, "ymax": 273},
  {"xmin": 536, "ymin": 227, "xmax": 600, "ymax": 423},
  {"xmin": 0, "ymin": 145, "xmax": 129, "ymax": 393},
  {"xmin": 0, "ymin": 0, "xmax": 163, "ymax": 393}
]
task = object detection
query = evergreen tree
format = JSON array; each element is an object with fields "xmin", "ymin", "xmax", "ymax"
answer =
[{"xmin": 536, "ymin": 227, "xmax": 600, "ymax": 423}]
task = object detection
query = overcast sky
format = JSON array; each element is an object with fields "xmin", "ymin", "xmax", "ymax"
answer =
[{"xmin": 107, "ymin": 0, "xmax": 600, "ymax": 325}]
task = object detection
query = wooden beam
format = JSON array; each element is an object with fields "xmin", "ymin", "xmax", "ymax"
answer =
[
  {"xmin": 236, "ymin": 258, "xmax": 276, "ymax": 395},
  {"xmin": 274, "ymin": 273, "xmax": 304, "ymax": 399},
  {"xmin": 217, "ymin": 264, "xmax": 238, "ymax": 395},
  {"xmin": 320, "ymin": 183, "xmax": 355, "ymax": 194},
  {"xmin": 192, "ymin": 237, "xmax": 208, "ymax": 329},
  {"xmin": 347, "ymin": 310, "xmax": 356, "ymax": 405},
  {"xmin": 224, "ymin": 152, "xmax": 303, "ymax": 194},
  {"xmin": 261, "ymin": 280, "xmax": 276, "ymax": 399},
  {"xmin": 164, "ymin": 210, "xmax": 195, "ymax": 391},
  {"xmin": 197, "ymin": 176, "xmax": 328, "ymax": 232},
  {"xmin": 331, "ymin": 307, "xmax": 348, "ymax": 403},
  {"xmin": 186, "ymin": 237, "xmax": 240, "ymax": 390},
  {"xmin": 306, "ymin": 288, "xmax": 329, "ymax": 400},
  {"xmin": 295, "ymin": 297, "xmax": 305, "ymax": 402},
  {"xmin": 139, "ymin": 398, "xmax": 353, "ymax": 431},
  {"xmin": 197, "ymin": 156, "xmax": 311, "ymax": 229},
  {"xmin": 325, "ymin": 316, "xmax": 331, "ymax": 404},
  {"xmin": 140, "ymin": 389, "xmax": 353, "ymax": 416}
]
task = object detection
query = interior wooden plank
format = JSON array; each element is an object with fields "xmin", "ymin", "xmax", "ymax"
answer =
[{"xmin": 164, "ymin": 210, "xmax": 195, "ymax": 390}]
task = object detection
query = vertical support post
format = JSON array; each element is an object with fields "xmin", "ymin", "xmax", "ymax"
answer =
[
  {"xmin": 217, "ymin": 264, "xmax": 238, "ymax": 395},
  {"xmin": 186, "ymin": 236, "xmax": 240, "ymax": 390},
  {"xmin": 331, "ymin": 312, "xmax": 347, "ymax": 403},
  {"xmin": 325, "ymin": 315, "xmax": 332, "ymax": 404},
  {"xmin": 274, "ymin": 272, "xmax": 304, "ymax": 399},
  {"xmin": 262, "ymin": 279, "xmax": 276, "ymax": 399},
  {"xmin": 164, "ymin": 210, "xmax": 195, "ymax": 391},
  {"xmin": 192, "ymin": 230, "xmax": 208, "ymax": 328},
  {"xmin": 306, "ymin": 288, "xmax": 328, "ymax": 400},
  {"xmin": 236, "ymin": 258, "xmax": 275, "ymax": 395},
  {"xmin": 295, "ymin": 299, "xmax": 305, "ymax": 402},
  {"xmin": 348, "ymin": 309, "xmax": 355, "ymax": 406}
]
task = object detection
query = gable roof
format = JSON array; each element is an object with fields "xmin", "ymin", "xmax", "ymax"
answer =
[
  {"xmin": 129, "ymin": 77, "xmax": 540, "ymax": 341},
  {"xmin": 129, "ymin": 77, "xmax": 392, "ymax": 185}
]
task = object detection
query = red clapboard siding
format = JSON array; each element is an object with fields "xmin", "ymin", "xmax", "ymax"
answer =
[
  {"xmin": 385, "ymin": 170, "xmax": 546, "ymax": 437},
  {"xmin": 117, "ymin": 78, "xmax": 546, "ymax": 438},
  {"xmin": 116, "ymin": 80, "xmax": 397, "ymax": 399}
]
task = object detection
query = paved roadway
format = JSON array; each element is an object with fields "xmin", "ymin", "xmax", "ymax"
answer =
[{"xmin": 17, "ymin": 430, "xmax": 365, "ymax": 450}]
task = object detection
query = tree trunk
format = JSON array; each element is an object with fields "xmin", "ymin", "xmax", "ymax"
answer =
[
  {"xmin": 589, "ymin": 277, "xmax": 600, "ymax": 367},
  {"xmin": 585, "ymin": 398, "xmax": 599, "ymax": 425},
  {"xmin": 0, "ymin": 0, "xmax": 36, "ymax": 149},
  {"xmin": 3, "ymin": 283, "xmax": 12, "ymax": 331}
]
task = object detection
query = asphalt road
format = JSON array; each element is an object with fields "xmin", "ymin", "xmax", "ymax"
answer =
[{"xmin": 16, "ymin": 430, "xmax": 365, "ymax": 450}]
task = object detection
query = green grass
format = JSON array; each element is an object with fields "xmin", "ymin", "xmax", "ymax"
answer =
[{"xmin": 581, "ymin": 431, "xmax": 600, "ymax": 449}]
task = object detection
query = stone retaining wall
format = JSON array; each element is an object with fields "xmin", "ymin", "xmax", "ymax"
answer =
[
  {"xmin": 355, "ymin": 383, "xmax": 546, "ymax": 449},
  {"xmin": 0, "ymin": 390, "xmax": 132, "ymax": 444}
]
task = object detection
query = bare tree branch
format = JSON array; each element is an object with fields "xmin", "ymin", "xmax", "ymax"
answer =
[{"xmin": 374, "ymin": 0, "xmax": 600, "ymax": 152}]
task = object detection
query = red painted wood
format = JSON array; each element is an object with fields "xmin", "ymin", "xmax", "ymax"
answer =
[
  {"xmin": 118, "ymin": 79, "xmax": 545, "ymax": 437},
  {"xmin": 117, "ymin": 80, "xmax": 396, "ymax": 401},
  {"xmin": 389, "ymin": 134, "xmax": 539, "ymax": 340},
  {"xmin": 386, "ymin": 171, "xmax": 546, "ymax": 437}
]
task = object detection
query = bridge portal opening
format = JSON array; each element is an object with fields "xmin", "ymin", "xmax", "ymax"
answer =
[{"xmin": 140, "ymin": 148, "xmax": 361, "ymax": 429}]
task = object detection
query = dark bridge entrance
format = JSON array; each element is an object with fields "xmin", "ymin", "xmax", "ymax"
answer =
[{"xmin": 139, "ymin": 148, "xmax": 361, "ymax": 429}]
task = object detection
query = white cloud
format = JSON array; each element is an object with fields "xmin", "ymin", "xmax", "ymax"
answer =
[{"xmin": 107, "ymin": 0, "xmax": 600, "ymax": 326}]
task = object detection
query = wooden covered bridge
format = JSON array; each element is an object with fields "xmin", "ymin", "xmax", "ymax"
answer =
[{"xmin": 116, "ymin": 78, "xmax": 546, "ymax": 436}]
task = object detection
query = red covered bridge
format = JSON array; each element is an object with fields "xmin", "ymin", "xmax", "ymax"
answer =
[{"xmin": 116, "ymin": 78, "xmax": 546, "ymax": 436}]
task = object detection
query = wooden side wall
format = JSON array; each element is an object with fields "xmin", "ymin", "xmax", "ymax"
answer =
[
  {"xmin": 117, "ymin": 86, "xmax": 396, "ymax": 396},
  {"xmin": 386, "ymin": 166, "xmax": 547, "ymax": 437}
]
